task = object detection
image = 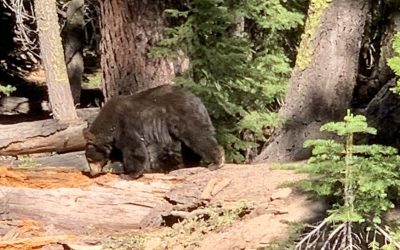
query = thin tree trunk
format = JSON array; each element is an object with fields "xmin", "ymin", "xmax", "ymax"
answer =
[
  {"xmin": 34, "ymin": 0, "xmax": 78, "ymax": 122},
  {"xmin": 255, "ymin": 0, "xmax": 370, "ymax": 163},
  {"xmin": 61, "ymin": 0, "xmax": 85, "ymax": 105},
  {"xmin": 98, "ymin": 0, "xmax": 176, "ymax": 99}
]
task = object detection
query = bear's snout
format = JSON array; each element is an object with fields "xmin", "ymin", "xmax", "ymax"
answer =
[{"xmin": 88, "ymin": 162, "xmax": 104, "ymax": 176}]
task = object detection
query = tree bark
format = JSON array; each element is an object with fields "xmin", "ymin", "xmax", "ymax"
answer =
[
  {"xmin": 61, "ymin": 0, "xmax": 85, "ymax": 105},
  {"xmin": 255, "ymin": 0, "xmax": 370, "ymax": 163},
  {"xmin": 0, "ymin": 164, "xmax": 323, "ymax": 249},
  {"xmin": 0, "ymin": 167, "xmax": 174, "ymax": 232},
  {"xmin": 0, "ymin": 108, "xmax": 98, "ymax": 156},
  {"xmin": 0, "ymin": 165, "xmax": 312, "ymax": 234},
  {"xmin": 98, "ymin": 0, "xmax": 176, "ymax": 99},
  {"xmin": 34, "ymin": 0, "xmax": 78, "ymax": 122}
]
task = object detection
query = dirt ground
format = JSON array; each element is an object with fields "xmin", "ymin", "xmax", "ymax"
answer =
[{"xmin": 0, "ymin": 163, "xmax": 325, "ymax": 250}]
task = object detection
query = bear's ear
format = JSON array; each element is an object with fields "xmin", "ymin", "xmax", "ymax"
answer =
[{"xmin": 82, "ymin": 128, "xmax": 95, "ymax": 141}]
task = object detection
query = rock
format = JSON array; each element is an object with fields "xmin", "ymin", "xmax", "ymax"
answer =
[{"xmin": 270, "ymin": 188, "xmax": 292, "ymax": 200}]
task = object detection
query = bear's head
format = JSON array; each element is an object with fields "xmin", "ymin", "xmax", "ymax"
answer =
[{"xmin": 82, "ymin": 128, "xmax": 111, "ymax": 176}]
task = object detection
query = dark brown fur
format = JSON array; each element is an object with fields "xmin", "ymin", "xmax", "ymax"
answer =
[{"xmin": 83, "ymin": 85, "xmax": 224, "ymax": 178}]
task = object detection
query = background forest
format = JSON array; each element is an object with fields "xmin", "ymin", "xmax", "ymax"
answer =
[
  {"xmin": 2, "ymin": 0, "xmax": 400, "ymax": 249},
  {"xmin": 1, "ymin": 0, "xmax": 400, "ymax": 164},
  {"xmin": 0, "ymin": 0, "xmax": 307, "ymax": 162}
]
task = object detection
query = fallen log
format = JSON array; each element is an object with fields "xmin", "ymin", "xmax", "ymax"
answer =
[
  {"xmin": 0, "ymin": 166, "xmax": 175, "ymax": 233},
  {"xmin": 0, "ymin": 97, "xmax": 30, "ymax": 115},
  {"xmin": 0, "ymin": 108, "xmax": 99, "ymax": 156},
  {"xmin": 0, "ymin": 89, "xmax": 104, "ymax": 116},
  {"xmin": 0, "ymin": 151, "xmax": 88, "ymax": 170},
  {"xmin": 0, "ymin": 235, "xmax": 75, "ymax": 250},
  {"xmin": 0, "ymin": 164, "xmax": 324, "ymax": 249}
]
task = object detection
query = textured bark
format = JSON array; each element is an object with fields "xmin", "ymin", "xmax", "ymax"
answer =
[
  {"xmin": 98, "ymin": 0, "xmax": 176, "ymax": 99},
  {"xmin": 0, "ymin": 108, "xmax": 98, "ymax": 156},
  {"xmin": 0, "ymin": 167, "xmax": 174, "ymax": 232},
  {"xmin": 255, "ymin": 0, "xmax": 370, "ymax": 163},
  {"xmin": 0, "ymin": 151, "xmax": 88, "ymax": 169},
  {"xmin": 0, "ymin": 165, "xmax": 314, "ymax": 237},
  {"xmin": 34, "ymin": 0, "xmax": 78, "ymax": 122},
  {"xmin": 61, "ymin": 0, "xmax": 85, "ymax": 104}
]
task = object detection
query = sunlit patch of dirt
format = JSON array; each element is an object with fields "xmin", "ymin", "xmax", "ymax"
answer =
[
  {"xmin": 0, "ymin": 166, "xmax": 117, "ymax": 189},
  {"xmin": 0, "ymin": 219, "xmax": 78, "ymax": 250}
]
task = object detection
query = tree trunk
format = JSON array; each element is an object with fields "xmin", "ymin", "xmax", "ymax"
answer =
[
  {"xmin": 34, "ymin": 0, "xmax": 78, "ymax": 122},
  {"xmin": 255, "ymin": 0, "xmax": 370, "ymax": 163},
  {"xmin": 98, "ymin": 0, "xmax": 176, "ymax": 99},
  {"xmin": 61, "ymin": 0, "xmax": 85, "ymax": 105}
]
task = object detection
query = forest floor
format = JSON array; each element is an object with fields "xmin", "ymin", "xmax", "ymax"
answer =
[
  {"xmin": 0, "ymin": 161, "xmax": 326, "ymax": 250},
  {"xmin": 0, "ymin": 76, "xmax": 325, "ymax": 249}
]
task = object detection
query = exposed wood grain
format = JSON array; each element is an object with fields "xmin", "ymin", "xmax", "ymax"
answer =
[
  {"xmin": 0, "ymin": 151, "xmax": 88, "ymax": 170},
  {"xmin": 0, "ymin": 169, "xmax": 175, "ymax": 232},
  {"xmin": 0, "ymin": 235, "xmax": 74, "ymax": 250},
  {"xmin": 0, "ymin": 167, "xmax": 213, "ymax": 235}
]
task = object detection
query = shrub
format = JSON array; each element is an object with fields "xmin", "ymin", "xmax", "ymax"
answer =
[{"xmin": 153, "ymin": 0, "xmax": 305, "ymax": 162}]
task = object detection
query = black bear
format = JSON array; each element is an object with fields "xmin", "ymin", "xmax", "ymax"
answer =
[{"xmin": 83, "ymin": 84, "xmax": 224, "ymax": 178}]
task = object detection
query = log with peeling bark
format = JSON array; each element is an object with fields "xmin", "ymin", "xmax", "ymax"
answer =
[
  {"xmin": 0, "ymin": 108, "xmax": 99, "ymax": 156},
  {"xmin": 0, "ymin": 164, "xmax": 323, "ymax": 250},
  {"xmin": 1, "ymin": 151, "xmax": 89, "ymax": 169},
  {"xmin": 0, "ymin": 167, "xmax": 176, "ymax": 232},
  {"xmin": 0, "ymin": 166, "xmax": 232, "ymax": 235}
]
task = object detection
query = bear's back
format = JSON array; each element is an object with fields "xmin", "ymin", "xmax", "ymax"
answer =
[
  {"xmin": 89, "ymin": 84, "xmax": 213, "ymax": 139},
  {"xmin": 122, "ymin": 85, "xmax": 211, "ymax": 124}
]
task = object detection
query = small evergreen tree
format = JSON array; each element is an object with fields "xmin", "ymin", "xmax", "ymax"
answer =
[
  {"xmin": 296, "ymin": 110, "xmax": 400, "ymax": 249},
  {"xmin": 153, "ymin": 0, "xmax": 305, "ymax": 162}
]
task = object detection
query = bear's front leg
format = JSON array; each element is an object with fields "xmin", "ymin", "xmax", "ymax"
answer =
[
  {"xmin": 120, "ymin": 146, "xmax": 149, "ymax": 180},
  {"xmin": 207, "ymin": 145, "xmax": 225, "ymax": 170}
]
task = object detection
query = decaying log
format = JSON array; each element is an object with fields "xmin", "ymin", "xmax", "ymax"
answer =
[
  {"xmin": 0, "ymin": 166, "xmax": 233, "ymax": 235},
  {"xmin": 5, "ymin": 151, "xmax": 88, "ymax": 170},
  {"xmin": 0, "ymin": 167, "xmax": 176, "ymax": 233},
  {"xmin": 0, "ymin": 235, "xmax": 75, "ymax": 250},
  {"xmin": 0, "ymin": 108, "xmax": 99, "ymax": 156},
  {"xmin": 0, "ymin": 164, "xmax": 324, "ymax": 249},
  {"xmin": 19, "ymin": 151, "xmax": 88, "ymax": 169},
  {"xmin": 0, "ymin": 97, "xmax": 30, "ymax": 115}
]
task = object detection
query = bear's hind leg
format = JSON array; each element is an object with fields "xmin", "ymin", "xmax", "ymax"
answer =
[
  {"xmin": 177, "ymin": 131, "xmax": 224, "ymax": 170},
  {"xmin": 181, "ymin": 142, "xmax": 202, "ymax": 168}
]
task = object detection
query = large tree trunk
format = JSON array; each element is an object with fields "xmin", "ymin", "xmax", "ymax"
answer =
[
  {"xmin": 34, "ymin": 0, "xmax": 78, "ymax": 122},
  {"xmin": 255, "ymin": 0, "xmax": 370, "ymax": 163},
  {"xmin": 98, "ymin": 0, "xmax": 176, "ymax": 99}
]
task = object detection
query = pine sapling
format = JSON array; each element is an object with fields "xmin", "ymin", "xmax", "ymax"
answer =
[{"xmin": 295, "ymin": 110, "xmax": 400, "ymax": 250}]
